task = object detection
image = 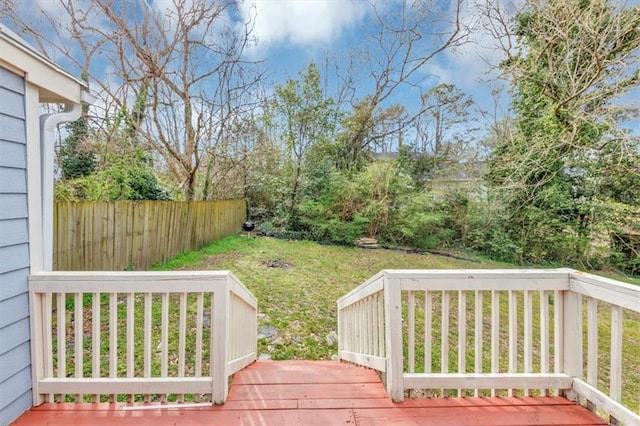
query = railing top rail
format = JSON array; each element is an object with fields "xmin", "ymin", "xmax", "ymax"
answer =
[
  {"xmin": 337, "ymin": 271, "xmax": 386, "ymax": 308},
  {"xmin": 382, "ymin": 268, "xmax": 574, "ymax": 280},
  {"xmin": 395, "ymin": 269, "xmax": 572, "ymax": 292},
  {"xmin": 227, "ymin": 272, "xmax": 258, "ymax": 308},
  {"xmin": 29, "ymin": 271, "xmax": 238, "ymax": 294},
  {"xmin": 569, "ymin": 270, "xmax": 640, "ymax": 312},
  {"xmin": 30, "ymin": 270, "xmax": 232, "ymax": 280},
  {"xmin": 338, "ymin": 269, "xmax": 578, "ymax": 308}
]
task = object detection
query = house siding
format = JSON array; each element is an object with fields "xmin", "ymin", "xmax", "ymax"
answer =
[{"xmin": 0, "ymin": 65, "xmax": 32, "ymax": 426}]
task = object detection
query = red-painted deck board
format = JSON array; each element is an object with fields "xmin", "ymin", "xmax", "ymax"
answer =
[{"xmin": 12, "ymin": 361, "xmax": 607, "ymax": 425}]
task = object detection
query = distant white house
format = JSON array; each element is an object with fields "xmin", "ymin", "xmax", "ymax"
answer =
[{"xmin": 0, "ymin": 25, "xmax": 93, "ymax": 425}]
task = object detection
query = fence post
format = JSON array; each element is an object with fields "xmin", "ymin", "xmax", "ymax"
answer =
[
  {"xmin": 211, "ymin": 277, "xmax": 230, "ymax": 404},
  {"xmin": 384, "ymin": 273, "xmax": 404, "ymax": 402},
  {"xmin": 562, "ymin": 286, "xmax": 583, "ymax": 401}
]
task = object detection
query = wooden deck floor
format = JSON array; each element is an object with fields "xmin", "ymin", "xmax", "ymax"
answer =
[{"xmin": 13, "ymin": 361, "xmax": 607, "ymax": 425}]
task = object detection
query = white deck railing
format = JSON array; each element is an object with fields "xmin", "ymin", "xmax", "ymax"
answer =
[
  {"xmin": 29, "ymin": 271, "xmax": 257, "ymax": 405},
  {"xmin": 338, "ymin": 269, "xmax": 640, "ymax": 425}
]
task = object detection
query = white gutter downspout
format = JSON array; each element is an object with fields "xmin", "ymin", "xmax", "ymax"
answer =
[{"xmin": 39, "ymin": 91, "xmax": 95, "ymax": 271}]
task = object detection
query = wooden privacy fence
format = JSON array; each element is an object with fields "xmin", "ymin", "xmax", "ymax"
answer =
[{"xmin": 54, "ymin": 200, "xmax": 246, "ymax": 271}]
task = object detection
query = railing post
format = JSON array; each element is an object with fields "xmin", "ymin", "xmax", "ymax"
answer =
[
  {"xmin": 562, "ymin": 288, "xmax": 583, "ymax": 401},
  {"xmin": 384, "ymin": 274, "xmax": 404, "ymax": 402},
  {"xmin": 211, "ymin": 277, "xmax": 230, "ymax": 404},
  {"xmin": 337, "ymin": 303, "xmax": 342, "ymax": 358},
  {"xmin": 28, "ymin": 287, "xmax": 45, "ymax": 405}
]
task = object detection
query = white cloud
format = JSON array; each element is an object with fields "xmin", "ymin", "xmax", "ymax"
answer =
[
  {"xmin": 443, "ymin": 1, "xmax": 509, "ymax": 89},
  {"xmin": 239, "ymin": 0, "xmax": 369, "ymax": 48},
  {"xmin": 420, "ymin": 61, "xmax": 454, "ymax": 86}
]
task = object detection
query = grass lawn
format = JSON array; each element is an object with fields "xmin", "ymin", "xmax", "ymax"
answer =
[
  {"xmin": 151, "ymin": 234, "xmax": 639, "ymax": 412},
  {"xmin": 152, "ymin": 234, "xmax": 511, "ymax": 360}
]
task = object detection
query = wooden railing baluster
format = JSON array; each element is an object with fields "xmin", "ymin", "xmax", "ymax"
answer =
[
  {"xmin": 143, "ymin": 292, "xmax": 151, "ymax": 403},
  {"xmin": 508, "ymin": 290, "xmax": 517, "ymax": 397},
  {"xmin": 491, "ymin": 290, "xmax": 499, "ymax": 397},
  {"xmin": 126, "ymin": 292, "xmax": 134, "ymax": 403},
  {"xmin": 74, "ymin": 292, "xmax": 82, "ymax": 403},
  {"xmin": 474, "ymin": 290, "xmax": 482, "ymax": 397},
  {"xmin": 408, "ymin": 291, "xmax": 415, "ymax": 374},
  {"xmin": 458, "ymin": 290, "xmax": 466, "ymax": 397},
  {"xmin": 92, "ymin": 292, "xmax": 100, "ymax": 403},
  {"xmin": 539, "ymin": 290, "xmax": 550, "ymax": 396},
  {"xmin": 523, "ymin": 290, "xmax": 532, "ymax": 397}
]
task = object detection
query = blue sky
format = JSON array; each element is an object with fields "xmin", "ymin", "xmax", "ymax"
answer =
[
  {"xmin": 236, "ymin": 0, "xmax": 639, "ymax": 135},
  {"xmin": 4, "ymin": 0, "xmax": 638, "ymax": 138},
  {"xmin": 236, "ymin": 0, "xmax": 509, "ymax": 117},
  {"xmin": 225, "ymin": 0, "xmax": 519, "ymax": 154}
]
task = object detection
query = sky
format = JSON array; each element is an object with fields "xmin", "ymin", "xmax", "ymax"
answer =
[
  {"xmin": 3, "ymin": 0, "xmax": 638, "ymax": 139},
  {"xmin": 232, "ymin": 0, "xmax": 640, "ymax": 139},
  {"xmin": 235, "ymin": 0, "xmax": 510, "ymax": 116},
  {"xmin": 3, "ymin": 0, "xmax": 510, "ymax": 119}
]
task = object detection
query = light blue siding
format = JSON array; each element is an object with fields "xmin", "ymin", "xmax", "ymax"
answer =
[
  {"xmin": 0, "ymin": 218, "xmax": 29, "ymax": 246},
  {"xmin": 0, "ymin": 317, "xmax": 30, "ymax": 358},
  {"xmin": 0, "ymin": 293, "xmax": 29, "ymax": 329},
  {"xmin": 0, "ymin": 86, "xmax": 26, "ymax": 118},
  {"xmin": 0, "ymin": 194, "xmax": 28, "ymax": 220},
  {"xmin": 0, "ymin": 140, "xmax": 27, "ymax": 169},
  {"xmin": 0, "ymin": 114, "xmax": 26, "ymax": 143},
  {"xmin": 0, "ymin": 339, "xmax": 30, "ymax": 383},
  {"xmin": 0, "ymin": 67, "xmax": 25, "ymax": 94},
  {"xmin": 0, "ymin": 244, "xmax": 30, "ymax": 275},
  {"xmin": 0, "ymin": 390, "xmax": 31, "ymax": 426},
  {"xmin": 0, "ymin": 268, "xmax": 28, "ymax": 302},
  {"xmin": 0, "ymin": 167, "xmax": 27, "ymax": 193},
  {"xmin": 0, "ymin": 367, "xmax": 31, "ymax": 423},
  {"xmin": 0, "ymin": 65, "xmax": 32, "ymax": 424}
]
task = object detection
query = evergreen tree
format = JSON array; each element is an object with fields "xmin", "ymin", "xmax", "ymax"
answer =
[{"xmin": 61, "ymin": 115, "xmax": 96, "ymax": 180}]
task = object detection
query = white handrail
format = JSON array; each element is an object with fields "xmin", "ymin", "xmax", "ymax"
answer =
[
  {"xmin": 29, "ymin": 271, "xmax": 257, "ymax": 406},
  {"xmin": 337, "ymin": 269, "xmax": 640, "ymax": 425}
]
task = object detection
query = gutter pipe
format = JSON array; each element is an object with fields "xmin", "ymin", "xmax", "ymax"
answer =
[{"xmin": 39, "ymin": 90, "xmax": 95, "ymax": 271}]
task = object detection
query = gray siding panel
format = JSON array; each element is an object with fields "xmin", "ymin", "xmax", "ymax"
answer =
[
  {"xmin": 0, "ymin": 340, "xmax": 30, "ymax": 383},
  {"xmin": 0, "ymin": 67, "xmax": 25, "ymax": 95},
  {"xmin": 0, "ymin": 244, "xmax": 30, "ymax": 274},
  {"xmin": 0, "ymin": 218, "xmax": 29, "ymax": 246},
  {"xmin": 0, "ymin": 194, "xmax": 28, "ymax": 220},
  {"xmin": 0, "ymin": 293, "xmax": 29, "ymax": 329},
  {"xmin": 0, "ymin": 114, "xmax": 26, "ymax": 144},
  {"xmin": 0, "ymin": 65, "xmax": 31, "ymax": 425},
  {"xmin": 0, "ymin": 167, "xmax": 27, "ymax": 193},
  {"xmin": 0, "ymin": 316, "xmax": 30, "ymax": 357},
  {"xmin": 0, "ymin": 140, "xmax": 27, "ymax": 168},
  {"xmin": 0, "ymin": 366, "xmax": 30, "ymax": 410},
  {"xmin": 0, "ymin": 389, "xmax": 31, "ymax": 426},
  {"xmin": 0, "ymin": 267, "xmax": 29, "ymax": 301},
  {"xmin": 0, "ymin": 87, "xmax": 26, "ymax": 119},
  {"xmin": 0, "ymin": 366, "xmax": 31, "ymax": 416}
]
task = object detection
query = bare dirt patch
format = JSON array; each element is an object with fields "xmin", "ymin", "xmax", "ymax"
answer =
[
  {"xmin": 260, "ymin": 260, "xmax": 294, "ymax": 268},
  {"xmin": 185, "ymin": 252, "xmax": 242, "ymax": 270}
]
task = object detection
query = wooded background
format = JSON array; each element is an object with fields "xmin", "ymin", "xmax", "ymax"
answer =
[
  {"xmin": 8, "ymin": 0, "xmax": 637, "ymax": 274},
  {"xmin": 53, "ymin": 200, "xmax": 246, "ymax": 271}
]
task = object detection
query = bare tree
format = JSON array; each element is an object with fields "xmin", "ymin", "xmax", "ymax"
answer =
[
  {"xmin": 334, "ymin": 0, "xmax": 470, "ymax": 169},
  {"xmin": 6, "ymin": 0, "xmax": 263, "ymax": 200}
]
